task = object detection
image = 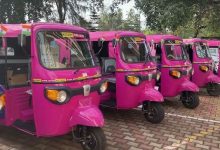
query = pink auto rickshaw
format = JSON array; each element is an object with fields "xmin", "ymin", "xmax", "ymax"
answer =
[
  {"xmin": 146, "ymin": 35, "xmax": 200, "ymax": 109},
  {"xmin": 0, "ymin": 23, "xmax": 108, "ymax": 150},
  {"xmin": 184, "ymin": 38, "xmax": 220, "ymax": 96},
  {"xmin": 206, "ymin": 39, "xmax": 220, "ymax": 75},
  {"xmin": 90, "ymin": 31, "xmax": 165, "ymax": 124}
]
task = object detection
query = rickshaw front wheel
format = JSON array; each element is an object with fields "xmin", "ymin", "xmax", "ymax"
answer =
[
  {"xmin": 143, "ymin": 102, "xmax": 165, "ymax": 124},
  {"xmin": 207, "ymin": 83, "xmax": 220, "ymax": 96},
  {"xmin": 181, "ymin": 91, "xmax": 200, "ymax": 109},
  {"xmin": 73, "ymin": 126, "xmax": 106, "ymax": 150}
]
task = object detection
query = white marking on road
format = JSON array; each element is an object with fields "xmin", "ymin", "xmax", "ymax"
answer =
[{"xmin": 166, "ymin": 113, "xmax": 220, "ymax": 124}]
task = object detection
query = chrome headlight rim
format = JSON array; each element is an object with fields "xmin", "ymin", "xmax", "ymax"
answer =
[{"xmin": 44, "ymin": 87, "xmax": 70, "ymax": 105}]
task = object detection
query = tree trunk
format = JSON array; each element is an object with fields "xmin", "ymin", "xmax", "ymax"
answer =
[{"xmin": 55, "ymin": 0, "xmax": 67, "ymax": 23}]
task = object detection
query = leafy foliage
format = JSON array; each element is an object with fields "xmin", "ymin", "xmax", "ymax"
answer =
[
  {"xmin": 135, "ymin": 0, "xmax": 220, "ymax": 37},
  {"xmin": 98, "ymin": 8, "xmax": 141, "ymax": 31}
]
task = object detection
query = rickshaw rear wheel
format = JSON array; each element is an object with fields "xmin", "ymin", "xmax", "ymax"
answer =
[
  {"xmin": 73, "ymin": 126, "xmax": 106, "ymax": 150},
  {"xmin": 181, "ymin": 91, "xmax": 199, "ymax": 109},
  {"xmin": 143, "ymin": 102, "xmax": 164, "ymax": 124},
  {"xmin": 207, "ymin": 83, "xmax": 220, "ymax": 96}
]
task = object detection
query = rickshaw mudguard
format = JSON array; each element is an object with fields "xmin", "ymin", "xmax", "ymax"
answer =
[
  {"xmin": 178, "ymin": 79, "xmax": 199, "ymax": 93},
  {"xmin": 206, "ymin": 74, "xmax": 220, "ymax": 84},
  {"xmin": 69, "ymin": 106, "xmax": 104, "ymax": 127},
  {"xmin": 139, "ymin": 88, "xmax": 164, "ymax": 103}
]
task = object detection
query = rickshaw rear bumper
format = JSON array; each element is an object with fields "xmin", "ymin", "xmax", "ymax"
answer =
[
  {"xmin": 206, "ymin": 74, "xmax": 220, "ymax": 84},
  {"xmin": 178, "ymin": 79, "xmax": 199, "ymax": 93},
  {"xmin": 139, "ymin": 88, "xmax": 164, "ymax": 103},
  {"xmin": 69, "ymin": 106, "xmax": 104, "ymax": 127}
]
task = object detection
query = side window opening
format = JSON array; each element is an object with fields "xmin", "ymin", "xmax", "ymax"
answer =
[
  {"xmin": 187, "ymin": 45, "xmax": 193, "ymax": 62},
  {"xmin": 155, "ymin": 44, "xmax": 162, "ymax": 63},
  {"xmin": 0, "ymin": 37, "xmax": 5, "ymax": 85},
  {"xmin": 5, "ymin": 37, "xmax": 31, "ymax": 88},
  {"xmin": 92, "ymin": 41, "xmax": 109, "ymax": 59}
]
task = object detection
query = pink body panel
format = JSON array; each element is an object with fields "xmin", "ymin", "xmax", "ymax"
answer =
[
  {"xmin": 90, "ymin": 31, "xmax": 164, "ymax": 109},
  {"xmin": 184, "ymin": 38, "xmax": 220, "ymax": 87},
  {"xmin": 1, "ymin": 23, "xmax": 104, "ymax": 137},
  {"xmin": 146, "ymin": 35, "xmax": 199, "ymax": 97},
  {"xmin": 69, "ymin": 105, "xmax": 104, "ymax": 127},
  {"xmin": 5, "ymin": 87, "xmax": 32, "ymax": 125},
  {"xmin": 206, "ymin": 40, "xmax": 220, "ymax": 76}
]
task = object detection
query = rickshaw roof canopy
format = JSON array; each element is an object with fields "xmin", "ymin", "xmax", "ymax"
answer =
[
  {"xmin": 0, "ymin": 23, "xmax": 87, "ymax": 37},
  {"xmin": 206, "ymin": 39, "xmax": 220, "ymax": 47},
  {"xmin": 183, "ymin": 38, "xmax": 207, "ymax": 44},
  {"xmin": 146, "ymin": 34, "xmax": 182, "ymax": 43},
  {"xmin": 89, "ymin": 31, "xmax": 146, "ymax": 42}
]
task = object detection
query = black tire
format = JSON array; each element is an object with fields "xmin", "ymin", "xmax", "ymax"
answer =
[
  {"xmin": 180, "ymin": 91, "xmax": 200, "ymax": 109},
  {"xmin": 143, "ymin": 102, "xmax": 165, "ymax": 124},
  {"xmin": 80, "ymin": 127, "xmax": 106, "ymax": 150},
  {"xmin": 207, "ymin": 83, "xmax": 220, "ymax": 96}
]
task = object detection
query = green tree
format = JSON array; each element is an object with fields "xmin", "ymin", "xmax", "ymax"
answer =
[
  {"xmin": 123, "ymin": 9, "xmax": 141, "ymax": 31},
  {"xmin": 98, "ymin": 8, "xmax": 124, "ymax": 30},
  {"xmin": 0, "ymin": 0, "xmax": 51, "ymax": 23},
  {"xmin": 136, "ymin": 0, "xmax": 220, "ymax": 37}
]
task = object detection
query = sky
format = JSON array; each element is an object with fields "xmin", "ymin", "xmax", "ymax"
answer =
[{"xmin": 83, "ymin": 0, "xmax": 146, "ymax": 29}]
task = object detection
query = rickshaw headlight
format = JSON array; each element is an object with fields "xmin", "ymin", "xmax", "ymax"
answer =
[
  {"xmin": 99, "ymin": 81, "xmax": 108, "ymax": 94},
  {"xmin": 156, "ymin": 72, "xmax": 161, "ymax": 81},
  {"xmin": 46, "ymin": 89, "xmax": 67, "ymax": 103},
  {"xmin": 170, "ymin": 70, "xmax": 181, "ymax": 79},
  {"xmin": 57, "ymin": 90, "xmax": 67, "ymax": 103},
  {"xmin": 126, "ymin": 75, "xmax": 140, "ymax": 86},
  {"xmin": 200, "ymin": 65, "xmax": 209, "ymax": 72},
  {"xmin": 191, "ymin": 68, "xmax": 194, "ymax": 75},
  {"xmin": 0, "ymin": 94, "xmax": 6, "ymax": 110}
]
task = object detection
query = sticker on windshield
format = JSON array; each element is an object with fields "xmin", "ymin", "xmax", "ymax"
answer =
[
  {"xmin": 73, "ymin": 33, "xmax": 85, "ymax": 39},
  {"xmin": 134, "ymin": 37, "xmax": 144, "ymax": 42},
  {"xmin": 175, "ymin": 40, "xmax": 182, "ymax": 44},
  {"xmin": 61, "ymin": 32, "xmax": 74, "ymax": 38},
  {"xmin": 165, "ymin": 40, "xmax": 182, "ymax": 45}
]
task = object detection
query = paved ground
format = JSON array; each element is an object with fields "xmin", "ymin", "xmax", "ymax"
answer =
[{"xmin": 0, "ymin": 90, "xmax": 220, "ymax": 150}]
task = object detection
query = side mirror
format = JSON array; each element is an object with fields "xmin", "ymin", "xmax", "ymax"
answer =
[
  {"xmin": 18, "ymin": 34, "xmax": 26, "ymax": 47},
  {"xmin": 101, "ymin": 58, "xmax": 116, "ymax": 74}
]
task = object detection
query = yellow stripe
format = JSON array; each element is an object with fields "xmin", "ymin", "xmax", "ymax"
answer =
[
  {"xmin": 55, "ymin": 78, "xmax": 67, "ymax": 82},
  {"xmin": 32, "ymin": 79, "xmax": 42, "ymax": 83},
  {"xmin": 116, "ymin": 67, "xmax": 157, "ymax": 72},
  {"xmin": 32, "ymin": 74, "xmax": 102, "ymax": 83},
  {"xmin": 193, "ymin": 62, "xmax": 211, "ymax": 64},
  {"xmin": 162, "ymin": 65, "xmax": 191, "ymax": 68}
]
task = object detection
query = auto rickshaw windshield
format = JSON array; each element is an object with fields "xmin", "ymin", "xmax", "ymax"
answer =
[
  {"xmin": 37, "ymin": 31, "xmax": 95, "ymax": 69},
  {"xmin": 120, "ymin": 36, "xmax": 151, "ymax": 63},
  {"xmin": 195, "ymin": 42, "xmax": 211, "ymax": 58},
  {"xmin": 164, "ymin": 40, "xmax": 188, "ymax": 60}
]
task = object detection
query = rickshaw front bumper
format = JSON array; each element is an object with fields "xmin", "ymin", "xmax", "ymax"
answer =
[
  {"xmin": 178, "ymin": 79, "xmax": 199, "ymax": 93},
  {"xmin": 69, "ymin": 106, "xmax": 104, "ymax": 127},
  {"xmin": 139, "ymin": 88, "xmax": 164, "ymax": 103}
]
